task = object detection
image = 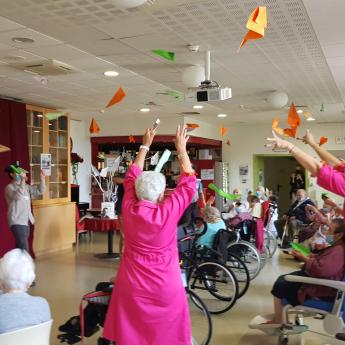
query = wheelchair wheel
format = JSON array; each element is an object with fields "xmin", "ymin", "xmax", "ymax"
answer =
[
  {"xmin": 260, "ymin": 246, "xmax": 269, "ymax": 269},
  {"xmin": 186, "ymin": 288, "xmax": 212, "ymax": 345},
  {"xmin": 264, "ymin": 230, "xmax": 278, "ymax": 258},
  {"xmin": 227, "ymin": 241, "xmax": 261, "ymax": 280},
  {"xmin": 226, "ymin": 253, "xmax": 250, "ymax": 298},
  {"xmin": 188, "ymin": 261, "xmax": 238, "ymax": 314}
]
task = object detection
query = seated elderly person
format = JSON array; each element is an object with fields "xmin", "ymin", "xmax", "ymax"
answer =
[
  {"xmin": 197, "ymin": 205, "xmax": 226, "ymax": 248},
  {"xmin": 274, "ymin": 189, "xmax": 314, "ymax": 248},
  {"xmin": 256, "ymin": 186, "xmax": 268, "ymax": 202},
  {"xmin": 265, "ymin": 223, "xmax": 345, "ymax": 324},
  {"xmin": 0, "ymin": 249, "xmax": 51, "ymax": 333}
]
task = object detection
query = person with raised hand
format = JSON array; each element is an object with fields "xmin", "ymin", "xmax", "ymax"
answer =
[
  {"xmin": 266, "ymin": 131, "xmax": 345, "ymax": 218},
  {"xmin": 103, "ymin": 125, "xmax": 196, "ymax": 345}
]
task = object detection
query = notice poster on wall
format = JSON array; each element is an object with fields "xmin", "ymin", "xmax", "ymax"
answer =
[
  {"xmin": 40, "ymin": 153, "xmax": 51, "ymax": 176},
  {"xmin": 201, "ymin": 169, "xmax": 214, "ymax": 180},
  {"xmin": 239, "ymin": 164, "xmax": 248, "ymax": 176}
]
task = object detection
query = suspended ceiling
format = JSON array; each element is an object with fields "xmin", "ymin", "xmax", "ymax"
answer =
[{"xmin": 0, "ymin": 0, "xmax": 343, "ymax": 125}]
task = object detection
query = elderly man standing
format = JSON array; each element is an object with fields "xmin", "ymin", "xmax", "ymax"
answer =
[{"xmin": 274, "ymin": 189, "xmax": 314, "ymax": 248}]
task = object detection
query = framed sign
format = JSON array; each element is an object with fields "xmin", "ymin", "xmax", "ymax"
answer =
[
  {"xmin": 201, "ymin": 169, "xmax": 214, "ymax": 180},
  {"xmin": 40, "ymin": 153, "xmax": 51, "ymax": 176}
]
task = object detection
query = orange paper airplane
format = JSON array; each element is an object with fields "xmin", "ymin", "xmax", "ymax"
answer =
[
  {"xmin": 283, "ymin": 127, "xmax": 297, "ymax": 138},
  {"xmin": 106, "ymin": 87, "xmax": 126, "ymax": 108},
  {"xmin": 239, "ymin": 7, "xmax": 267, "ymax": 50},
  {"xmin": 319, "ymin": 136, "xmax": 328, "ymax": 146},
  {"xmin": 129, "ymin": 135, "xmax": 136, "ymax": 143},
  {"xmin": 89, "ymin": 118, "xmax": 100, "ymax": 134},
  {"xmin": 220, "ymin": 126, "xmax": 228, "ymax": 137},
  {"xmin": 272, "ymin": 118, "xmax": 284, "ymax": 136},
  {"xmin": 186, "ymin": 123, "xmax": 200, "ymax": 132},
  {"xmin": 288, "ymin": 102, "xmax": 301, "ymax": 128},
  {"xmin": 0, "ymin": 144, "xmax": 10, "ymax": 153}
]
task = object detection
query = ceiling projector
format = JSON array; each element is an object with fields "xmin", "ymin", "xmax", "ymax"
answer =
[
  {"xmin": 185, "ymin": 50, "xmax": 232, "ymax": 103},
  {"xmin": 196, "ymin": 86, "xmax": 232, "ymax": 102}
]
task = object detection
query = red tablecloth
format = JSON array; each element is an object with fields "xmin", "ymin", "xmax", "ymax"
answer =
[{"xmin": 84, "ymin": 218, "xmax": 119, "ymax": 232}]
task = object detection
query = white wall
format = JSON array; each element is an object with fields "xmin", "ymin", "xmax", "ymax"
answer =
[
  {"xmin": 70, "ymin": 119, "xmax": 91, "ymax": 203},
  {"xmin": 223, "ymin": 123, "xmax": 345, "ymax": 207}
]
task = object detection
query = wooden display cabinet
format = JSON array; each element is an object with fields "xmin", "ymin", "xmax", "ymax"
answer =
[{"xmin": 26, "ymin": 105, "xmax": 70, "ymax": 204}]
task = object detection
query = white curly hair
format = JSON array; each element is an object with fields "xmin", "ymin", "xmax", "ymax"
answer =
[
  {"xmin": 0, "ymin": 249, "xmax": 35, "ymax": 291},
  {"xmin": 135, "ymin": 171, "xmax": 166, "ymax": 203}
]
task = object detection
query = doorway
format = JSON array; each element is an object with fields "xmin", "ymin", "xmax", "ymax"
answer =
[{"xmin": 253, "ymin": 155, "xmax": 305, "ymax": 214}]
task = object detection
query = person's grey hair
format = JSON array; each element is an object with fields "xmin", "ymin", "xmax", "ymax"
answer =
[
  {"xmin": 135, "ymin": 171, "xmax": 166, "ymax": 203},
  {"xmin": 0, "ymin": 249, "xmax": 35, "ymax": 291},
  {"xmin": 204, "ymin": 205, "xmax": 221, "ymax": 223}
]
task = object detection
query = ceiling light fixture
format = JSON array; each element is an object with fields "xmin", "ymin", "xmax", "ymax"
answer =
[
  {"xmin": 306, "ymin": 117, "xmax": 315, "ymax": 121},
  {"xmin": 103, "ymin": 70, "xmax": 119, "ymax": 77},
  {"xmin": 217, "ymin": 113, "xmax": 227, "ymax": 118},
  {"xmin": 193, "ymin": 105, "xmax": 204, "ymax": 109},
  {"xmin": 297, "ymin": 109, "xmax": 303, "ymax": 114},
  {"xmin": 110, "ymin": 0, "xmax": 153, "ymax": 9},
  {"xmin": 12, "ymin": 37, "xmax": 35, "ymax": 44},
  {"xmin": 36, "ymin": 114, "xmax": 43, "ymax": 118},
  {"xmin": 140, "ymin": 108, "xmax": 150, "ymax": 112},
  {"xmin": 33, "ymin": 130, "xmax": 40, "ymax": 133}
]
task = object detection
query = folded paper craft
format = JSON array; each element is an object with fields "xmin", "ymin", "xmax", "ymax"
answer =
[
  {"xmin": 129, "ymin": 135, "xmax": 135, "ymax": 143},
  {"xmin": 106, "ymin": 87, "xmax": 126, "ymax": 108},
  {"xmin": 272, "ymin": 118, "xmax": 284, "ymax": 136},
  {"xmin": 319, "ymin": 136, "xmax": 328, "ymax": 146},
  {"xmin": 287, "ymin": 102, "xmax": 301, "ymax": 128},
  {"xmin": 239, "ymin": 7, "xmax": 267, "ymax": 50},
  {"xmin": 220, "ymin": 126, "xmax": 228, "ymax": 137},
  {"xmin": 291, "ymin": 243, "xmax": 311, "ymax": 256},
  {"xmin": 208, "ymin": 183, "xmax": 238, "ymax": 201},
  {"xmin": 89, "ymin": 118, "xmax": 100, "ymax": 134},
  {"xmin": 186, "ymin": 123, "xmax": 199, "ymax": 132},
  {"xmin": 152, "ymin": 49, "xmax": 175, "ymax": 61},
  {"xmin": 0, "ymin": 145, "xmax": 10, "ymax": 153}
]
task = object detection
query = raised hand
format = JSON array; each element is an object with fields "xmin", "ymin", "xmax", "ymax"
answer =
[
  {"xmin": 174, "ymin": 125, "xmax": 190, "ymax": 153},
  {"xmin": 265, "ymin": 131, "xmax": 294, "ymax": 151},
  {"xmin": 302, "ymin": 129, "xmax": 316, "ymax": 146},
  {"xmin": 143, "ymin": 127, "xmax": 157, "ymax": 147}
]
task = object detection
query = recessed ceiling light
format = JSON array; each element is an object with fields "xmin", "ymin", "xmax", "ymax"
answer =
[
  {"xmin": 297, "ymin": 109, "xmax": 303, "ymax": 114},
  {"xmin": 217, "ymin": 113, "xmax": 227, "ymax": 118},
  {"xmin": 193, "ymin": 105, "xmax": 204, "ymax": 109},
  {"xmin": 36, "ymin": 114, "xmax": 43, "ymax": 118},
  {"xmin": 12, "ymin": 37, "xmax": 35, "ymax": 44},
  {"xmin": 48, "ymin": 123, "xmax": 52, "ymax": 126},
  {"xmin": 140, "ymin": 108, "xmax": 150, "ymax": 112},
  {"xmin": 103, "ymin": 70, "xmax": 119, "ymax": 77},
  {"xmin": 306, "ymin": 117, "xmax": 315, "ymax": 121},
  {"xmin": 33, "ymin": 130, "xmax": 40, "ymax": 133}
]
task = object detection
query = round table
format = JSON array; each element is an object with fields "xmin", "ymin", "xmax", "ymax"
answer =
[{"xmin": 84, "ymin": 217, "xmax": 120, "ymax": 259}]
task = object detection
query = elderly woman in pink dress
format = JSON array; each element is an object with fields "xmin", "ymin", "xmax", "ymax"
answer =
[
  {"xmin": 263, "ymin": 130, "xmax": 345, "ymax": 324},
  {"xmin": 103, "ymin": 125, "xmax": 196, "ymax": 345}
]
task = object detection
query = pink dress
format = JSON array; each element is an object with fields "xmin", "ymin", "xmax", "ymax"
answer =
[
  {"xmin": 317, "ymin": 164, "xmax": 345, "ymax": 218},
  {"xmin": 103, "ymin": 164, "xmax": 196, "ymax": 345}
]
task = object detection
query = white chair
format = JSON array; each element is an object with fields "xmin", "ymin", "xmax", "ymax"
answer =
[
  {"xmin": 0, "ymin": 320, "xmax": 53, "ymax": 345},
  {"xmin": 249, "ymin": 275, "xmax": 345, "ymax": 344}
]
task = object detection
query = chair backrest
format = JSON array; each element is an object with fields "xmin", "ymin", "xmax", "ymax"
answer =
[
  {"xmin": 261, "ymin": 201, "xmax": 271, "ymax": 226},
  {"xmin": 0, "ymin": 320, "xmax": 53, "ymax": 345}
]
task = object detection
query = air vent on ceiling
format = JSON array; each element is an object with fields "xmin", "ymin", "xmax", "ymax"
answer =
[
  {"xmin": 11, "ymin": 59, "xmax": 78, "ymax": 76},
  {"xmin": 179, "ymin": 111, "xmax": 200, "ymax": 115}
]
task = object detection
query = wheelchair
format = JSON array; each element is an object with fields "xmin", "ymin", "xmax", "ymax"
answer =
[
  {"xmin": 249, "ymin": 274, "xmax": 345, "ymax": 345},
  {"xmin": 178, "ymin": 218, "xmax": 242, "ymax": 314}
]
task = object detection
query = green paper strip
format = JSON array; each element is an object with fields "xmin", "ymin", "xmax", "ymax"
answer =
[
  {"xmin": 45, "ymin": 112, "xmax": 63, "ymax": 121},
  {"xmin": 291, "ymin": 243, "xmax": 311, "ymax": 257},
  {"xmin": 10, "ymin": 165, "xmax": 28, "ymax": 174},
  {"xmin": 208, "ymin": 183, "xmax": 238, "ymax": 201},
  {"xmin": 153, "ymin": 49, "xmax": 175, "ymax": 61},
  {"xmin": 167, "ymin": 90, "xmax": 183, "ymax": 100}
]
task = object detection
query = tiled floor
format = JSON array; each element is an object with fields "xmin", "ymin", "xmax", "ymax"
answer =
[{"xmin": 31, "ymin": 233, "xmax": 343, "ymax": 345}]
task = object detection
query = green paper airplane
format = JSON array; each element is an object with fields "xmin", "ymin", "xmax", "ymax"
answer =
[
  {"xmin": 291, "ymin": 243, "xmax": 311, "ymax": 256},
  {"xmin": 153, "ymin": 49, "xmax": 175, "ymax": 61},
  {"xmin": 208, "ymin": 183, "xmax": 238, "ymax": 200}
]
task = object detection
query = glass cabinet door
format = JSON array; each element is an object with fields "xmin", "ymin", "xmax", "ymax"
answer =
[
  {"xmin": 27, "ymin": 106, "xmax": 70, "ymax": 203},
  {"xmin": 27, "ymin": 110, "xmax": 44, "ymax": 200}
]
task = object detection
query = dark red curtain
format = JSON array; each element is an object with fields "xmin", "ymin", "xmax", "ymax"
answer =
[{"xmin": 0, "ymin": 99, "xmax": 31, "ymax": 257}]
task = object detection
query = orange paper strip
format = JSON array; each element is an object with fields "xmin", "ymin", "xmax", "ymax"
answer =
[
  {"xmin": 319, "ymin": 136, "xmax": 328, "ymax": 146},
  {"xmin": 283, "ymin": 127, "xmax": 297, "ymax": 138},
  {"xmin": 106, "ymin": 87, "xmax": 126, "ymax": 108},
  {"xmin": 186, "ymin": 123, "xmax": 200, "ymax": 132},
  {"xmin": 129, "ymin": 135, "xmax": 135, "ymax": 143},
  {"xmin": 89, "ymin": 118, "xmax": 100, "ymax": 134},
  {"xmin": 239, "ymin": 7, "xmax": 267, "ymax": 50}
]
